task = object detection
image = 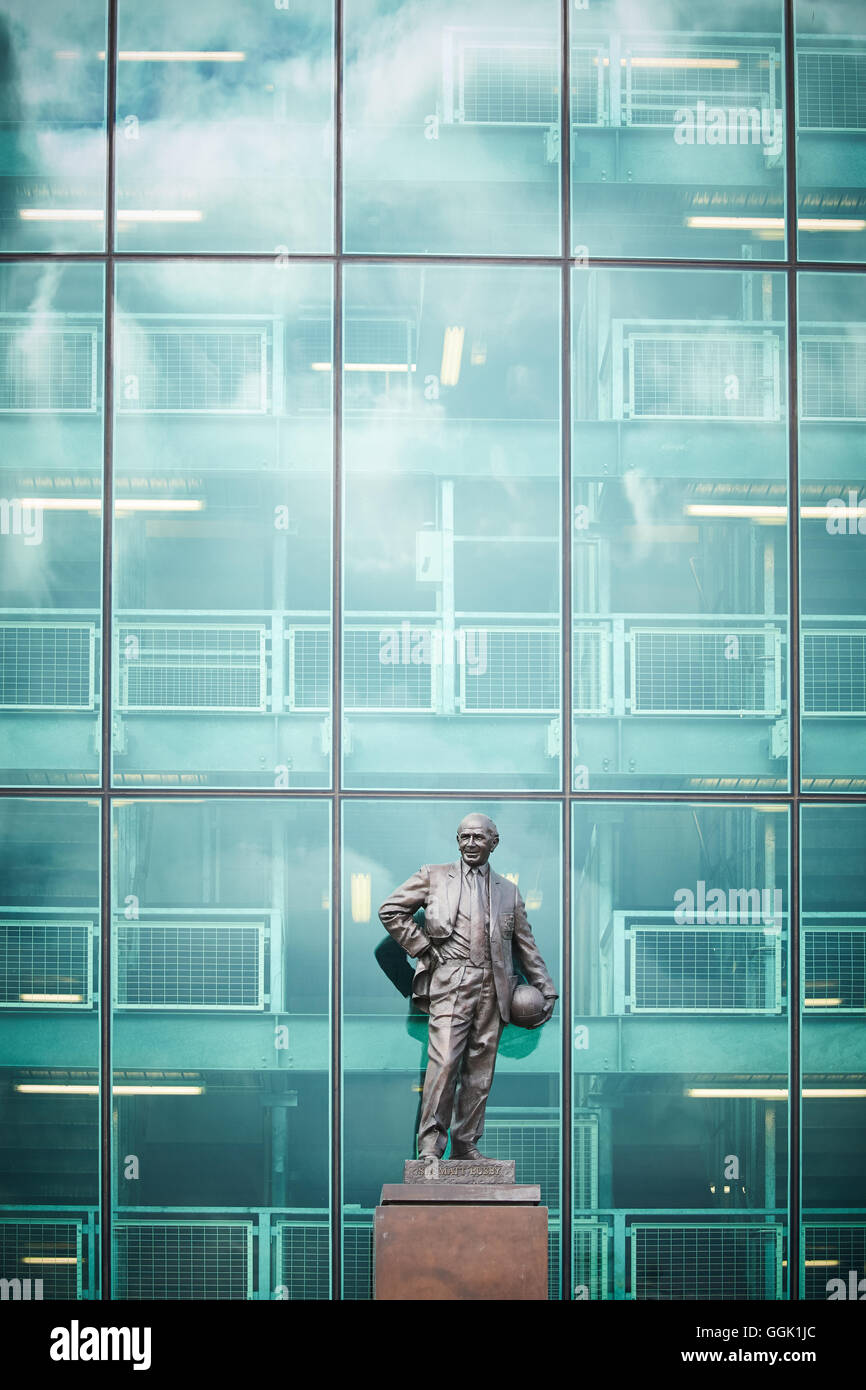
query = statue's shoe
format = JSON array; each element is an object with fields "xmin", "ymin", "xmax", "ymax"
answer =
[{"xmin": 449, "ymin": 1145, "xmax": 496, "ymax": 1161}]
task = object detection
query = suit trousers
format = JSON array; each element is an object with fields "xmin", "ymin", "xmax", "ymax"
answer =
[{"xmin": 417, "ymin": 958, "xmax": 504, "ymax": 1157}]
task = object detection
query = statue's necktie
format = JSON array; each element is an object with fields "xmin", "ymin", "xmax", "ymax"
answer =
[{"xmin": 468, "ymin": 868, "xmax": 488, "ymax": 966}]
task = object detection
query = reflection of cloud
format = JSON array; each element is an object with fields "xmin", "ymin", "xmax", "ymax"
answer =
[{"xmin": 622, "ymin": 468, "xmax": 664, "ymax": 561}]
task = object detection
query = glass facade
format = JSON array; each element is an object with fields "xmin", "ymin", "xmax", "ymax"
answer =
[{"xmin": 1, "ymin": 0, "xmax": 864, "ymax": 1304}]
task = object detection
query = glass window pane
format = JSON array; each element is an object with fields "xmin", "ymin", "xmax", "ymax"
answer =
[
  {"xmin": 799, "ymin": 272, "xmax": 866, "ymax": 788},
  {"xmin": 571, "ymin": 0, "xmax": 787, "ymax": 260},
  {"xmin": 801, "ymin": 805, "xmax": 866, "ymax": 1299},
  {"xmin": 1, "ymin": 1, "xmax": 107, "ymax": 252},
  {"xmin": 0, "ymin": 263, "xmax": 104, "ymax": 785},
  {"xmin": 111, "ymin": 797, "xmax": 331, "ymax": 1300},
  {"xmin": 115, "ymin": 0, "xmax": 334, "ymax": 252},
  {"xmin": 0, "ymin": 797, "xmax": 101, "ymax": 1300},
  {"xmin": 342, "ymin": 264, "xmax": 561, "ymax": 790},
  {"xmin": 342, "ymin": 799, "xmax": 562, "ymax": 1299},
  {"xmin": 795, "ymin": 0, "xmax": 866, "ymax": 264},
  {"xmin": 572, "ymin": 266, "xmax": 789, "ymax": 791},
  {"xmin": 343, "ymin": 0, "xmax": 561, "ymax": 254},
  {"xmin": 112, "ymin": 262, "xmax": 332, "ymax": 789},
  {"xmin": 573, "ymin": 802, "xmax": 789, "ymax": 1300}
]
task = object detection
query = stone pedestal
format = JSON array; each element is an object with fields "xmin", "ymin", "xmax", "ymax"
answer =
[{"xmin": 374, "ymin": 1176, "xmax": 548, "ymax": 1301}]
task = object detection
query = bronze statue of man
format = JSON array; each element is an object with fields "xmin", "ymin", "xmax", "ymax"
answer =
[{"xmin": 378, "ymin": 813, "xmax": 558, "ymax": 1161}]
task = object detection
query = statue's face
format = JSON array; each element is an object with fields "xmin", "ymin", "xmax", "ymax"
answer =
[{"xmin": 456, "ymin": 816, "xmax": 497, "ymax": 867}]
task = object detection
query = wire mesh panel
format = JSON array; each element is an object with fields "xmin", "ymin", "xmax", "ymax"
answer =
[
  {"xmin": 459, "ymin": 628, "xmax": 558, "ymax": 713},
  {"xmin": 573, "ymin": 1221, "xmax": 610, "ymax": 1300},
  {"xmin": 484, "ymin": 1110, "xmax": 561, "ymax": 1209},
  {"xmin": 273, "ymin": 1220, "xmax": 330, "ymax": 1299},
  {"xmin": 288, "ymin": 626, "xmax": 330, "ymax": 711},
  {"xmin": 803, "ymin": 1224, "xmax": 866, "ymax": 1300},
  {"xmin": 114, "ymin": 1222, "xmax": 254, "ymax": 1300},
  {"xmin": 0, "ymin": 623, "xmax": 96, "ymax": 709},
  {"xmin": 116, "ymin": 624, "xmax": 267, "ymax": 711},
  {"xmin": 0, "ymin": 1220, "xmax": 83, "ymax": 1298},
  {"xmin": 573, "ymin": 626, "xmax": 609, "ymax": 715},
  {"xmin": 343, "ymin": 1216, "xmax": 374, "ymax": 1300},
  {"xmin": 344, "ymin": 319, "xmax": 415, "ymax": 411},
  {"xmin": 628, "ymin": 926, "xmax": 782, "ymax": 1013},
  {"xmin": 630, "ymin": 1223, "xmax": 782, "ymax": 1300},
  {"xmin": 622, "ymin": 46, "xmax": 778, "ymax": 126},
  {"xmin": 805, "ymin": 929, "xmax": 866, "ymax": 1012},
  {"xmin": 344, "ymin": 627, "xmax": 436, "ymax": 711},
  {"xmin": 570, "ymin": 46, "xmax": 607, "ymax": 125},
  {"xmin": 574, "ymin": 1113, "xmax": 599, "ymax": 1211},
  {"xmin": 797, "ymin": 50, "xmax": 866, "ymax": 130},
  {"xmin": 0, "ymin": 920, "xmax": 94, "ymax": 1007},
  {"xmin": 459, "ymin": 43, "xmax": 559, "ymax": 124},
  {"xmin": 116, "ymin": 328, "xmax": 269, "ymax": 413},
  {"xmin": 0, "ymin": 327, "xmax": 97, "ymax": 411},
  {"xmin": 630, "ymin": 628, "xmax": 781, "ymax": 716},
  {"xmin": 115, "ymin": 922, "xmax": 265, "ymax": 1010},
  {"xmin": 803, "ymin": 631, "xmax": 866, "ymax": 714},
  {"xmin": 800, "ymin": 335, "xmax": 866, "ymax": 420},
  {"xmin": 625, "ymin": 332, "xmax": 781, "ymax": 421}
]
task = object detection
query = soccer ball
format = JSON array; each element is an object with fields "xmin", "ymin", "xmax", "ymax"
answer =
[{"xmin": 509, "ymin": 983, "xmax": 547, "ymax": 1029}]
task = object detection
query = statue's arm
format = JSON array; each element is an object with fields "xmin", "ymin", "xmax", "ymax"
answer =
[
  {"xmin": 512, "ymin": 888, "xmax": 558, "ymax": 1003},
  {"xmin": 378, "ymin": 864, "xmax": 433, "ymax": 959}
]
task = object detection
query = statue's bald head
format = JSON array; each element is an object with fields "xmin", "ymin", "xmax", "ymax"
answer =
[{"xmin": 456, "ymin": 813, "xmax": 499, "ymax": 867}]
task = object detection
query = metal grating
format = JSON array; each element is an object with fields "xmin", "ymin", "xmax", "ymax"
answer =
[
  {"xmin": 628, "ymin": 926, "xmax": 781, "ymax": 1013},
  {"xmin": 574, "ymin": 1114, "xmax": 599, "ymax": 1211},
  {"xmin": 574, "ymin": 1221, "xmax": 609, "ymax": 1300},
  {"xmin": 626, "ymin": 332, "xmax": 781, "ymax": 421},
  {"xmin": 0, "ymin": 920, "xmax": 94, "ymax": 1008},
  {"xmin": 114, "ymin": 1222, "xmax": 254, "ymax": 1300},
  {"xmin": 343, "ymin": 1218, "xmax": 374, "ymax": 1300},
  {"xmin": 631, "ymin": 1223, "xmax": 782, "ymax": 1300},
  {"xmin": 803, "ymin": 632, "xmax": 866, "ymax": 715},
  {"xmin": 484, "ymin": 1112, "xmax": 561, "ymax": 1209},
  {"xmin": 288, "ymin": 626, "xmax": 330, "ymax": 711},
  {"xmin": 344, "ymin": 627, "xmax": 435, "ymax": 711},
  {"xmin": 573, "ymin": 626, "xmax": 608, "ymax": 715},
  {"xmin": 800, "ymin": 337, "xmax": 866, "ymax": 420},
  {"xmin": 803, "ymin": 1224, "xmax": 866, "ymax": 1300},
  {"xmin": 116, "ymin": 328, "xmax": 268, "ymax": 413},
  {"xmin": 622, "ymin": 47, "xmax": 778, "ymax": 127},
  {"xmin": 0, "ymin": 1220, "xmax": 83, "ymax": 1299},
  {"xmin": 115, "ymin": 922, "xmax": 264, "ymax": 1010},
  {"xmin": 460, "ymin": 44, "xmax": 558, "ymax": 124},
  {"xmin": 0, "ymin": 623, "xmax": 96, "ymax": 710},
  {"xmin": 0, "ymin": 328, "xmax": 97, "ymax": 412},
  {"xmin": 805, "ymin": 930, "xmax": 866, "ymax": 1012},
  {"xmin": 630, "ymin": 628, "xmax": 781, "ymax": 716},
  {"xmin": 797, "ymin": 50, "xmax": 866, "ymax": 130},
  {"xmin": 570, "ymin": 46, "xmax": 606, "ymax": 125},
  {"xmin": 116, "ymin": 624, "xmax": 267, "ymax": 711},
  {"xmin": 459, "ymin": 627, "xmax": 558, "ymax": 713},
  {"xmin": 273, "ymin": 1220, "xmax": 330, "ymax": 1299}
]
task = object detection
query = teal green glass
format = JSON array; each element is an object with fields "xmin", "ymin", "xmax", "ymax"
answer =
[
  {"xmin": 115, "ymin": 0, "xmax": 334, "ymax": 252},
  {"xmin": 570, "ymin": 0, "xmax": 787, "ymax": 260},
  {"xmin": 0, "ymin": 1, "xmax": 107, "ymax": 252},
  {"xmin": 0, "ymin": 263, "xmax": 104, "ymax": 785},
  {"xmin": 110, "ymin": 798, "xmax": 331, "ymax": 1300},
  {"xmin": 111, "ymin": 262, "xmax": 333, "ymax": 789},
  {"xmin": 0, "ymin": 797, "xmax": 101, "ymax": 1299},
  {"xmin": 795, "ymin": 0, "xmax": 866, "ymax": 264},
  {"xmin": 343, "ymin": 0, "xmax": 561, "ymax": 254},
  {"xmin": 799, "ymin": 273, "xmax": 866, "ymax": 788},
  {"xmin": 571, "ymin": 266, "xmax": 789, "ymax": 791},
  {"xmin": 342, "ymin": 264, "xmax": 562, "ymax": 791},
  {"xmin": 342, "ymin": 799, "xmax": 562, "ymax": 1299},
  {"xmin": 800, "ymin": 805, "xmax": 866, "ymax": 1300},
  {"xmin": 572, "ymin": 802, "xmax": 789, "ymax": 1299}
]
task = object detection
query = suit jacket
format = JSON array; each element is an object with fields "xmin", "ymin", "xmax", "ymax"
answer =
[{"xmin": 378, "ymin": 860, "xmax": 557, "ymax": 1024}]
